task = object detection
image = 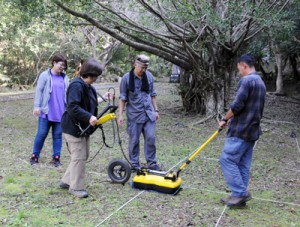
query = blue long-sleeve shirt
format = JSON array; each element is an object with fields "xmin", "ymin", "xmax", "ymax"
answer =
[{"xmin": 227, "ymin": 73, "xmax": 266, "ymax": 141}]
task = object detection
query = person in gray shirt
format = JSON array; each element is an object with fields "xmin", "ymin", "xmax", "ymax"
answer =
[{"xmin": 118, "ymin": 54, "xmax": 161, "ymax": 171}]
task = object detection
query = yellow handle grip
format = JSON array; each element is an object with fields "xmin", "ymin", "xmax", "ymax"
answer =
[{"xmin": 96, "ymin": 113, "xmax": 116, "ymax": 125}]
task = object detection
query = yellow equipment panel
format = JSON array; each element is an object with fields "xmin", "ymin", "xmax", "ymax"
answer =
[{"xmin": 133, "ymin": 172, "xmax": 182, "ymax": 194}]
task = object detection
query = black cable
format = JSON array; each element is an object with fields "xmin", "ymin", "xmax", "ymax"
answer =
[
  {"xmin": 100, "ymin": 124, "xmax": 115, "ymax": 148},
  {"xmin": 114, "ymin": 118, "xmax": 133, "ymax": 168},
  {"xmin": 83, "ymin": 87, "xmax": 133, "ymax": 168},
  {"xmin": 86, "ymin": 142, "xmax": 105, "ymax": 163}
]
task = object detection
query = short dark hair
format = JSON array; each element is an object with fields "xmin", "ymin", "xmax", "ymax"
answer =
[
  {"xmin": 80, "ymin": 58, "xmax": 103, "ymax": 78},
  {"xmin": 238, "ymin": 54, "xmax": 256, "ymax": 67},
  {"xmin": 52, "ymin": 54, "xmax": 68, "ymax": 70}
]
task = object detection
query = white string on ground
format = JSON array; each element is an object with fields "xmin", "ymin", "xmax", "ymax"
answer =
[
  {"xmin": 166, "ymin": 150, "xmax": 195, "ymax": 172},
  {"xmin": 94, "ymin": 190, "xmax": 145, "ymax": 226},
  {"xmin": 251, "ymin": 196, "xmax": 300, "ymax": 207},
  {"xmin": 295, "ymin": 137, "xmax": 300, "ymax": 155},
  {"xmin": 215, "ymin": 205, "xmax": 227, "ymax": 227},
  {"xmin": 282, "ymin": 168, "xmax": 300, "ymax": 172},
  {"xmin": 202, "ymin": 157, "xmax": 219, "ymax": 161},
  {"xmin": 18, "ymin": 158, "xmax": 29, "ymax": 165},
  {"xmin": 183, "ymin": 186, "xmax": 228, "ymax": 195},
  {"xmin": 166, "ymin": 144, "xmax": 217, "ymax": 172},
  {"xmin": 200, "ymin": 157, "xmax": 299, "ymax": 170},
  {"xmin": 186, "ymin": 186, "xmax": 300, "ymax": 207}
]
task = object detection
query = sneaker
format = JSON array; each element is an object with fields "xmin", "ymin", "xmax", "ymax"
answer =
[
  {"xmin": 30, "ymin": 154, "xmax": 38, "ymax": 165},
  {"xmin": 59, "ymin": 181, "xmax": 69, "ymax": 189},
  {"xmin": 69, "ymin": 189, "xmax": 88, "ymax": 198},
  {"xmin": 51, "ymin": 156, "xmax": 62, "ymax": 167}
]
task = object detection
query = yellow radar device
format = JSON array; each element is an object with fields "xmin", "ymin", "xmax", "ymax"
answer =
[{"xmin": 131, "ymin": 129, "xmax": 221, "ymax": 194}]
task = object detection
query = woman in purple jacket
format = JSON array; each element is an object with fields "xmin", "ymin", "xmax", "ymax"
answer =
[{"xmin": 30, "ymin": 54, "xmax": 69, "ymax": 167}]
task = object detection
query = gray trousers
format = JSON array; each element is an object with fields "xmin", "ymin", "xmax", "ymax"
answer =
[
  {"xmin": 127, "ymin": 120, "xmax": 157, "ymax": 168},
  {"xmin": 61, "ymin": 133, "xmax": 90, "ymax": 190}
]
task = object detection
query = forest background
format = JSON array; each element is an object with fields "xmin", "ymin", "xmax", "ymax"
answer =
[{"xmin": 0, "ymin": 0, "xmax": 299, "ymax": 114}]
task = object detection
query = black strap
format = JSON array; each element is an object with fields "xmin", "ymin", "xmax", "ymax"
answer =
[{"xmin": 128, "ymin": 68, "xmax": 149, "ymax": 93}]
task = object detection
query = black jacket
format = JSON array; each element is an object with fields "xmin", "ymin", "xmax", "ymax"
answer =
[{"xmin": 61, "ymin": 77, "xmax": 98, "ymax": 137}]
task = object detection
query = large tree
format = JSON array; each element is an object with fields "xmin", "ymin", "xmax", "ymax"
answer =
[{"xmin": 55, "ymin": 0, "xmax": 294, "ymax": 115}]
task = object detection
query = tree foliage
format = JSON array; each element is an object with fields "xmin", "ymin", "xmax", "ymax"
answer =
[
  {"xmin": 0, "ymin": 0, "xmax": 122, "ymax": 86},
  {"xmin": 54, "ymin": 0, "xmax": 296, "ymax": 114}
]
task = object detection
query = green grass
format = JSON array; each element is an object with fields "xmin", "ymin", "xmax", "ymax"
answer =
[{"xmin": 0, "ymin": 82, "xmax": 299, "ymax": 226}]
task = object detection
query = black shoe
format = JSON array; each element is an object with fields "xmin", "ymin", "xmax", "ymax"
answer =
[
  {"xmin": 148, "ymin": 164, "xmax": 162, "ymax": 171},
  {"xmin": 59, "ymin": 181, "xmax": 70, "ymax": 189},
  {"xmin": 131, "ymin": 166, "xmax": 141, "ymax": 173},
  {"xmin": 51, "ymin": 156, "xmax": 62, "ymax": 167},
  {"xmin": 30, "ymin": 154, "xmax": 38, "ymax": 165}
]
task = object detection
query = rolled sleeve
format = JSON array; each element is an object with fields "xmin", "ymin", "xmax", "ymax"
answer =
[
  {"xmin": 119, "ymin": 74, "xmax": 128, "ymax": 101},
  {"xmin": 147, "ymin": 72, "xmax": 157, "ymax": 97}
]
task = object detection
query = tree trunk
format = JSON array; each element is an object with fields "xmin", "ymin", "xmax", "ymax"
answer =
[
  {"xmin": 289, "ymin": 55, "xmax": 299, "ymax": 81},
  {"xmin": 274, "ymin": 45, "xmax": 284, "ymax": 94},
  {"xmin": 179, "ymin": 55, "xmax": 236, "ymax": 115}
]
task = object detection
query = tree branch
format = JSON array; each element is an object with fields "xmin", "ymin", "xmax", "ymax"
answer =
[{"xmin": 54, "ymin": 1, "xmax": 192, "ymax": 69}]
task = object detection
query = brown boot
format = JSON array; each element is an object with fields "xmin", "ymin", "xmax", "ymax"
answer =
[
  {"xmin": 226, "ymin": 196, "xmax": 248, "ymax": 207},
  {"xmin": 220, "ymin": 196, "xmax": 231, "ymax": 204}
]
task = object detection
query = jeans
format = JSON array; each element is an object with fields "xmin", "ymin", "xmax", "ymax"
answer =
[
  {"xmin": 32, "ymin": 117, "xmax": 62, "ymax": 158},
  {"xmin": 127, "ymin": 120, "xmax": 157, "ymax": 168},
  {"xmin": 219, "ymin": 137, "xmax": 255, "ymax": 197}
]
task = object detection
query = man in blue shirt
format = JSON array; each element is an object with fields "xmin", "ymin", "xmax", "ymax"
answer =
[
  {"xmin": 219, "ymin": 54, "xmax": 266, "ymax": 207},
  {"xmin": 118, "ymin": 54, "xmax": 161, "ymax": 171}
]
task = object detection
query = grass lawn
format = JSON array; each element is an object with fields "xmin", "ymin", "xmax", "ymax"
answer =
[{"xmin": 0, "ymin": 82, "xmax": 299, "ymax": 226}]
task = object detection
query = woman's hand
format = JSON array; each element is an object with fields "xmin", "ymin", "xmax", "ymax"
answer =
[
  {"xmin": 89, "ymin": 115, "xmax": 98, "ymax": 126},
  {"xmin": 103, "ymin": 92, "xmax": 114, "ymax": 101},
  {"xmin": 33, "ymin": 108, "xmax": 40, "ymax": 117},
  {"xmin": 98, "ymin": 92, "xmax": 114, "ymax": 104}
]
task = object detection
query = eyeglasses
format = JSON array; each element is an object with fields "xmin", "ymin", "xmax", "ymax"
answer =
[{"xmin": 56, "ymin": 62, "xmax": 66, "ymax": 69}]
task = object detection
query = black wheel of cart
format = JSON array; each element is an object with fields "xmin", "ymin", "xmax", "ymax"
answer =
[{"xmin": 107, "ymin": 159, "xmax": 131, "ymax": 183}]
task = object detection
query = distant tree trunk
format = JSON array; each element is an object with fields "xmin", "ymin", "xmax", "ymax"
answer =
[
  {"xmin": 289, "ymin": 54, "xmax": 299, "ymax": 81},
  {"xmin": 273, "ymin": 44, "xmax": 284, "ymax": 94},
  {"xmin": 180, "ymin": 52, "xmax": 236, "ymax": 115}
]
